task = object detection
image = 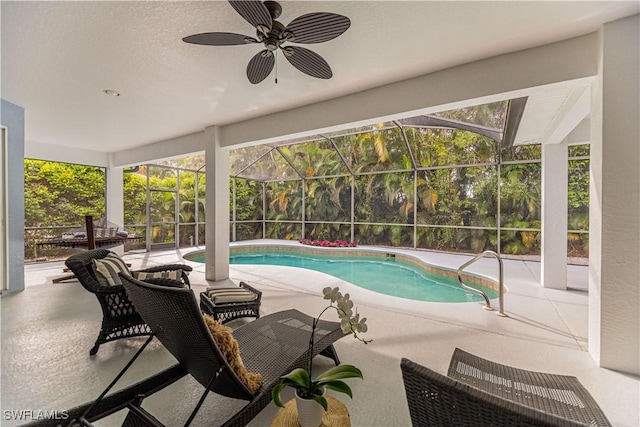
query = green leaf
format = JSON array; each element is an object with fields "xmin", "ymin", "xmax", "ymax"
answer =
[
  {"xmin": 272, "ymin": 382, "xmax": 287, "ymax": 408},
  {"xmin": 280, "ymin": 368, "xmax": 311, "ymax": 387},
  {"xmin": 272, "ymin": 367, "xmax": 318, "ymax": 407},
  {"xmin": 322, "ymin": 380, "xmax": 354, "ymax": 398},
  {"xmin": 312, "ymin": 395, "xmax": 329, "ymax": 411},
  {"xmin": 314, "ymin": 364, "xmax": 363, "ymax": 382}
]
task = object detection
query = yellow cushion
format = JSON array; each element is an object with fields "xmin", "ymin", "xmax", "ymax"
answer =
[{"xmin": 203, "ymin": 315, "xmax": 262, "ymax": 393}]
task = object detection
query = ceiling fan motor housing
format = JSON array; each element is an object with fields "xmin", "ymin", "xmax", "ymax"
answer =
[
  {"xmin": 263, "ymin": 1, "xmax": 282, "ymax": 19},
  {"xmin": 259, "ymin": 20, "xmax": 285, "ymax": 51}
]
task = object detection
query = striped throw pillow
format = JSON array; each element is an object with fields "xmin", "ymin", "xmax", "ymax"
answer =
[
  {"xmin": 134, "ymin": 270, "xmax": 183, "ymax": 281},
  {"xmin": 92, "ymin": 253, "xmax": 131, "ymax": 286}
]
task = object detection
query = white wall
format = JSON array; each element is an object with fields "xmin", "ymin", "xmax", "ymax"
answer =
[
  {"xmin": 111, "ymin": 131, "xmax": 205, "ymax": 167},
  {"xmin": 27, "ymin": 132, "xmax": 205, "ymax": 169},
  {"xmin": 25, "ymin": 140, "xmax": 109, "ymax": 167},
  {"xmin": 1, "ymin": 99, "xmax": 25, "ymax": 294},
  {"xmin": 589, "ymin": 14, "xmax": 640, "ymax": 375},
  {"xmin": 218, "ymin": 33, "xmax": 598, "ymax": 148},
  {"xmin": 1, "ymin": 126, "xmax": 5, "ymax": 290}
]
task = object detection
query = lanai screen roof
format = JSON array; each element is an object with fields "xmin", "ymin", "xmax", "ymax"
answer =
[{"xmin": 229, "ymin": 99, "xmax": 520, "ymax": 182}]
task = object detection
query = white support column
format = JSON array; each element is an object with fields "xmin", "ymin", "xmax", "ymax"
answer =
[
  {"xmin": 589, "ymin": 15, "xmax": 640, "ymax": 375},
  {"xmin": 541, "ymin": 140, "xmax": 568, "ymax": 289},
  {"xmin": 106, "ymin": 163, "xmax": 124, "ymax": 256},
  {"xmin": 204, "ymin": 125, "xmax": 230, "ymax": 282}
]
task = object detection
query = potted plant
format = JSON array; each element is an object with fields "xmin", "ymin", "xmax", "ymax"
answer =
[{"xmin": 272, "ymin": 287, "xmax": 371, "ymax": 427}]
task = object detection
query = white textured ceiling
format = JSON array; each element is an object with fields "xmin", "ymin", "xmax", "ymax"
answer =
[{"xmin": 1, "ymin": 1, "xmax": 638, "ymax": 153}]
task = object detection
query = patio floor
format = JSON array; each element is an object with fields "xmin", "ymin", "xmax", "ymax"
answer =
[{"xmin": 2, "ymin": 243, "xmax": 638, "ymax": 426}]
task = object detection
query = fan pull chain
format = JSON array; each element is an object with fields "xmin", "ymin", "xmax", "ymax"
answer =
[{"xmin": 275, "ymin": 51, "xmax": 278, "ymax": 84}]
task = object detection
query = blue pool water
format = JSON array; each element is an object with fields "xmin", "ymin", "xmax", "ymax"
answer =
[{"xmin": 189, "ymin": 249, "xmax": 498, "ymax": 303}]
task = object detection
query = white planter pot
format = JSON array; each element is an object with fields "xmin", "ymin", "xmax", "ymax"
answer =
[{"xmin": 295, "ymin": 391, "xmax": 324, "ymax": 427}]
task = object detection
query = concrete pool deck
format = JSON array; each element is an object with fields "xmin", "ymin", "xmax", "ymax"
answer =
[
  {"xmin": 221, "ymin": 240, "xmax": 590, "ymax": 352},
  {"xmin": 4, "ymin": 242, "xmax": 638, "ymax": 426}
]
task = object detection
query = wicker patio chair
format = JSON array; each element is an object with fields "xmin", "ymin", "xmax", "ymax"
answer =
[
  {"xmin": 30, "ymin": 274, "xmax": 346, "ymax": 427},
  {"xmin": 65, "ymin": 249, "xmax": 192, "ymax": 355},
  {"xmin": 401, "ymin": 348, "xmax": 611, "ymax": 427}
]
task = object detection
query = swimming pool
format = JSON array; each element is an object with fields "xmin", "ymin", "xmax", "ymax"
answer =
[{"xmin": 185, "ymin": 245, "xmax": 500, "ymax": 303}]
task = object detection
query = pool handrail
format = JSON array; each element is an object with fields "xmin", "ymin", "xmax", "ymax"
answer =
[{"xmin": 457, "ymin": 250, "xmax": 507, "ymax": 317}]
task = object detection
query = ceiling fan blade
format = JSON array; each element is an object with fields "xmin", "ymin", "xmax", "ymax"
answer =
[
  {"xmin": 247, "ymin": 50, "xmax": 275, "ymax": 84},
  {"xmin": 283, "ymin": 46, "xmax": 332, "ymax": 79},
  {"xmin": 285, "ymin": 13, "xmax": 351, "ymax": 44},
  {"xmin": 228, "ymin": 0, "xmax": 272, "ymax": 32},
  {"xmin": 182, "ymin": 32, "xmax": 258, "ymax": 46}
]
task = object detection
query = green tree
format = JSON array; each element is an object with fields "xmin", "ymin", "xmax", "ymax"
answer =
[
  {"xmin": 123, "ymin": 169, "xmax": 147, "ymax": 226},
  {"xmin": 24, "ymin": 159, "xmax": 106, "ymax": 259},
  {"xmin": 24, "ymin": 159, "xmax": 106, "ymax": 227},
  {"xmin": 233, "ymin": 178, "xmax": 263, "ymax": 240},
  {"xmin": 499, "ymin": 162, "xmax": 541, "ymax": 254},
  {"xmin": 568, "ymin": 154, "xmax": 589, "ymax": 257}
]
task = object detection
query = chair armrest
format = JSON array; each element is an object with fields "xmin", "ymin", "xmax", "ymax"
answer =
[
  {"xmin": 143, "ymin": 277, "xmax": 186, "ymax": 288},
  {"xmin": 132, "ymin": 264, "xmax": 192, "ymax": 288},
  {"xmin": 92, "ymin": 283, "xmax": 128, "ymax": 295},
  {"xmin": 134, "ymin": 264, "xmax": 193, "ymax": 274},
  {"xmin": 239, "ymin": 281, "xmax": 262, "ymax": 302}
]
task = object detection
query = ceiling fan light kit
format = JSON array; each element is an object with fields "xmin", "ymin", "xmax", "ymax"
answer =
[{"xmin": 182, "ymin": 0, "xmax": 350, "ymax": 84}]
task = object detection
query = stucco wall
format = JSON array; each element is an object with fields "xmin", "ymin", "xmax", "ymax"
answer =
[
  {"xmin": 590, "ymin": 14, "xmax": 640, "ymax": 375},
  {"xmin": 1, "ymin": 99, "xmax": 25, "ymax": 293}
]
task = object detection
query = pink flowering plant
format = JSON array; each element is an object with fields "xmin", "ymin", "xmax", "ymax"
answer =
[
  {"xmin": 272, "ymin": 286, "xmax": 371, "ymax": 410},
  {"xmin": 299, "ymin": 238, "xmax": 357, "ymax": 248}
]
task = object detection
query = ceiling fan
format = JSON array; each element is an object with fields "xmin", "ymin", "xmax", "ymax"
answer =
[{"xmin": 182, "ymin": 0, "xmax": 351, "ymax": 84}]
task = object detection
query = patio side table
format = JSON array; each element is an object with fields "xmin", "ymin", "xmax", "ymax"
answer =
[{"xmin": 199, "ymin": 281, "xmax": 262, "ymax": 323}]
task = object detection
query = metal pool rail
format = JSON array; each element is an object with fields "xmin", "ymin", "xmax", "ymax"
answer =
[{"xmin": 457, "ymin": 250, "xmax": 507, "ymax": 317}]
